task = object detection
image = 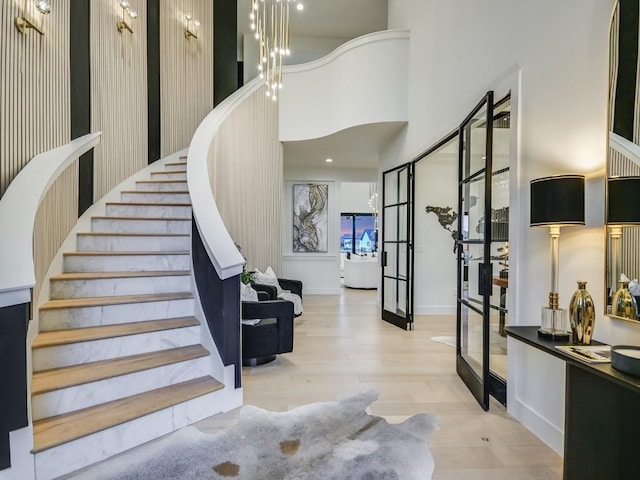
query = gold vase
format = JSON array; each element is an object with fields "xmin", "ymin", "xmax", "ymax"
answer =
[
  {"xmin": 612, "ymin": 281, "xmax": 639, "ymax": 320},
  {"xmin": 569, "ymin": 281, "xmax": 596, "ymax": 344}
]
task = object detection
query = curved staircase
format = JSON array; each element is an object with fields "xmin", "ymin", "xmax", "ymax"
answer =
[{"xmin": 31, "ymin": 158, "xmax": 230, "ymax": 479}]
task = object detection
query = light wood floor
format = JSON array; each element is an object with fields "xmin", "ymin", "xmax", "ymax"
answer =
[{"xmin": 197, "ymin": 288, "xmax": 563, "ymax": 479}]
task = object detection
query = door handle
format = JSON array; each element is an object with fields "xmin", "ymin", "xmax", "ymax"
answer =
[{"xmin": 382, "ymin": 251, "xmax": 387, "ymax": 267}]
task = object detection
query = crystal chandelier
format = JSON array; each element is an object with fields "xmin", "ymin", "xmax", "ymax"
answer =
[{"xmin": 249, "ymin": 0, "xmax": 304, "ymax": 101}]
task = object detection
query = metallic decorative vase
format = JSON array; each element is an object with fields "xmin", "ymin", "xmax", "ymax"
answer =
[
  {"xmin": 569, "ymin": 281, "xmax": 596, "ymax": 344},
  {"xmin": 612, "ymin": 281, "xmax": 639, "ymax": 320}
]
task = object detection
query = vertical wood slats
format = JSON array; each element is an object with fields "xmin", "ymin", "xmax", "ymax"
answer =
[
  {"xmin": 91, "ymin": 0, "xmax": 148, "ymax": 200},
  {"xmin": 0, "ymin": 0, "xmax": 70, "ymax": 198},
  {"xmin": 160, "ymin": 0, "xmax": 213, "ymax": 157},
  {"xmin": 209, "ymin": 87, "xmax": 283, "ymax": 273},
  {"xmin": 33, "ymin": 161, "xmax": 79, "ymax": 303}
]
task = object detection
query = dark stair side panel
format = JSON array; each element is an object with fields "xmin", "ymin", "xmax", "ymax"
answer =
[
  {"xmin": 191, "ymin": 218, "xmax": 241, "ymax": 388},
  {"xmin": 0, "ymin": 302, "xmax": 29, "ymax": 470}
]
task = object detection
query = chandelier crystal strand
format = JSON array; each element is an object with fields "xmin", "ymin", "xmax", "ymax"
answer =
[{"xmin": 249, "ymin": 0, "xmax": 302, "ymax": 101}]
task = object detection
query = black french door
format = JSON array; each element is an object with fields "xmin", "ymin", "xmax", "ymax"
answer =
[
  {"xmin": 381, "ymin": 164, "xmax": 413, "ymax": 330},
  {"xmin": 456, "ymin": 92, "xmax": 494, "ymax": 410}
]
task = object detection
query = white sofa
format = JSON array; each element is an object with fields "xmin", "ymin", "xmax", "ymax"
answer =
[{"xmin": 343, "ymin": 256, "xmax": 378, "ymax": 289}]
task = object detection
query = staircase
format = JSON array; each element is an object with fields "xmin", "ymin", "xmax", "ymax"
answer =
[{"xmin": 31, "ymin": 158, "xmax": 230, "ymax": 479}]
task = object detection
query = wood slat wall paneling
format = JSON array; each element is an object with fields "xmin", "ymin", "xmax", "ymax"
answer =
[
  {"xmin": 159, "ymin": 0, "xmax": 213, "ymax": 157},
  {"xmin": 0, "ymin": 0, "xmax": 70, "ymax": 198},
  {"xmin": 91, "ymin": 0, "xmax": 148, "ymax": 200},
  {"xmin": 33, "ymin": 161, "xmax": 79, "ymax": 303},
  {"xmin": 209, "ymin": 87, "xmax": 283, "ymax": 273}
]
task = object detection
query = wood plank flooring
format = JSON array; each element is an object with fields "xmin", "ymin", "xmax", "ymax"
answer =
[{"xmin": 197, "ymin": 288, "xmax": 563, "ymax": 480}]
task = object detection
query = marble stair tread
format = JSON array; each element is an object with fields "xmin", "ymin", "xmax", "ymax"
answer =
[
  {"xmin": 77, "ymin": 232, "xmax": 189, "ymax": 237},
  {"xmin": 50, "ymin": 270, "xmax": 190, "ymax": 281},
  {"xmin": 40, "ymin": 292, "xmax": 193, "ymax": 310},
  {"xmin": 90, "ymin": 216, "xmax": 191, "ymax": 221},
  {"xmin": 32, "ymin": 317, "xmax": 200, "ymax": 349},
  {"xmin": 32, "ymin": 376, "xmax": 223, "ymax": 453},
  {"xmin": 31, "ymin": 344, "xmax": 209, "ymax": 395},
  {"xmin": 63, "ymin": 250, "xmax": 190, "ymax": 257}
]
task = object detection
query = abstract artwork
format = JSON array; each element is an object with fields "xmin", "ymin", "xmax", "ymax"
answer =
[{"xmin": 293, "ymin": 183, "xmax": 328, "ymax": 252}]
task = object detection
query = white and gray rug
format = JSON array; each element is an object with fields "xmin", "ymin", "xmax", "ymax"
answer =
[{"xmin": 66, "ymin": 390, "xmax": 438, "ymax": 480}]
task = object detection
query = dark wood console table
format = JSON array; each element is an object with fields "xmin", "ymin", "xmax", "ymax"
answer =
[{"xmin": 505, "ymin": 326, "xmax": 640, "ymax": 480}]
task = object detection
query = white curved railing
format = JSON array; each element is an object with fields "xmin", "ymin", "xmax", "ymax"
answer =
[
  {"xmin": 0, "ymin": 133, "xmax": 102, "ymax": 307},
  {"xmin": 187, "ymin": 79, "xmax": 264, "ymax": 279},
  {"xmin": 279, "ymin": 29, "xmax": 410, "ymax": 142}
]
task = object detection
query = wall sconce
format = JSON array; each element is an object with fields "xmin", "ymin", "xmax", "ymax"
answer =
[
  {"xmin": 184, "ymin": 12, "xmax": 200, "ymax": 40},
  {"xmin": 116, "ymin": 0, "xmax": 137, "ymax": 34},
  {"xmin": 530, "ymin": 174, "xmax": 585, "ymax": 339},
  {"xmin": 15, "ymin": 0, "xmax": 51, "ymax": 36}
]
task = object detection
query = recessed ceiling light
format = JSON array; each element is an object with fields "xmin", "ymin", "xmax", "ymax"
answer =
[{"xmin": 326, "ymin": 158, "xmax": 333, "ymax": 163}]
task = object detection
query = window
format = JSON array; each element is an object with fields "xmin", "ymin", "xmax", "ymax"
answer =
[{"xmin": 340, "ymin": 213, "xmax": 377, "ymax": 254}]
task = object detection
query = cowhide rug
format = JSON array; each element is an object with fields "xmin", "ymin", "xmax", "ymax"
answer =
[{"xmin": 66, "ymin": 390, "xmax": 438, "ymax": 479}]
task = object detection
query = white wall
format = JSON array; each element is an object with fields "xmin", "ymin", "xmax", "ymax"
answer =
[
  {"xmin": 387, "ymin": 0, "xmax": 617, "ymax": 454},
  {"xmin": 341, "ymin": 182, "xmax": 374, "ymax": 212},
  {"xmin": 283, "ymin": 167, "xmax": 377, "ymax": 294}
]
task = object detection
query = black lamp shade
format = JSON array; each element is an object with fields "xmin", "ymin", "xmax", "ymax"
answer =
[
  {"xmin": 530, "ymin": 175, "xmax": 585, "ymax": 226},
  {"xmin": 607, "ymin": 176, "xmax": 640, "ymax": 225}
]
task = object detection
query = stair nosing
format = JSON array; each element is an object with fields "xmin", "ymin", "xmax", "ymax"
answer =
[
  {"xmin": 33, "ymin": 316, "xmax": 200, "ymax": 349},
  {"xmin": 151, "ymin": 170, "xmax": 186, "ymax": 174},
  {"xmin": 32, "ymin": 376, "xmax": 223, "ymax": 453},
  {"xmin": 40, "ymin": 292, "xmax": 193, "ymax": 310},
  {"xmin": 31, "ymin": 344, "xmax": 209, "ymax": 395}
]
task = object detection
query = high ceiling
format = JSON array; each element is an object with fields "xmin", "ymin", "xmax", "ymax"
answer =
[{"xmin": 237, "ymin": 0, "xmax": 393, "ymax": 170}]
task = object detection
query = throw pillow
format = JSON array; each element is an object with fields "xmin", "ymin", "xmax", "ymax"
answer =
[
  {"xmin": 253, "ymin": 267, "xmax": 284, "ymax": 295},
  {"xmin": 240, "ymin": 282, "xmax": 259, "ymax": 302}
]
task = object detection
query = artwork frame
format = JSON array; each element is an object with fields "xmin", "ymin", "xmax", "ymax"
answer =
[{"xmin": 292, "ymin": 183, "xmax": 329, "ymax": 253}]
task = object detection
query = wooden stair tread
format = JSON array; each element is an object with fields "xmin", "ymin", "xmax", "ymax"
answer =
[
  {"xmin": 50, "ymin": 270, "xmax": 190, "ymax": 281},
  {"xmin": 91, "ymin": 216, "xmax": 190, "ymax": 221},
  {"xmin": 77, "ymin": 232, "xmax": 189, "ymax": 237},
  {"xmin": 136, "ymin": 180, "xmax": 187, "ymax": 183},
  {"xmin": 64, "ymin": 251, "xmax": 190, "ymax": 257},
  {"xmin": 32, "ymin": 376, "xmax": 223, "ymax": 452},
  {"xmin": 40, "ymin": 292, "xmax": 193, "ymax": 310},
  {"xmin": 121, "ymin": 190, "xmax": 189, "ymax": 194},
  {"xmin": 33, "ymin": 317, "xmax": 200, "ymax": 349},
  {"xmin": 32, "ymin": 345, "xmax": 209, "ymax": 394},
  {"xmin": 106, "ymin": 201, "xmax": 191, "ymax": 207},
  {"xmin": 152, "ymin": 170, "xmax": 186, "ymax": 174}
]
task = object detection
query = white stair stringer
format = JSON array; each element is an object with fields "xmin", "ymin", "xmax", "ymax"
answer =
[{"xmin": 31, "ymin": 152, "xmax": 242, "ymax": 480}]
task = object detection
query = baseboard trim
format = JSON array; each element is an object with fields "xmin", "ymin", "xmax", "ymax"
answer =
[{"xmin": 508, "ymin": 397, "xmax": 564, "ymax": 456}]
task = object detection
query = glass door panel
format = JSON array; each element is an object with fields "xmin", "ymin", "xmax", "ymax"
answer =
[
  {"xmin": 381, "ymin": 165, "xmax": 413, "ymax": 330},
  {"xmin": 456, "ymin": 92, "xmax": 493, "ymax": 411}
]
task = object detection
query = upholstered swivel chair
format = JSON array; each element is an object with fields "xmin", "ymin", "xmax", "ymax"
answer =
[{"xmin": 241, "ymin": 298, "xmax": 294, "ymax": 366}]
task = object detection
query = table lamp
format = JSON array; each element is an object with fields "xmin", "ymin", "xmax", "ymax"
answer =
[
  {"xmin": 530, "ymin": 175, "xmax": 585, "ymax": 339},
  {"xmin": 607, "ymin": 176, "xmax": 640, "ymax": 317}
]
